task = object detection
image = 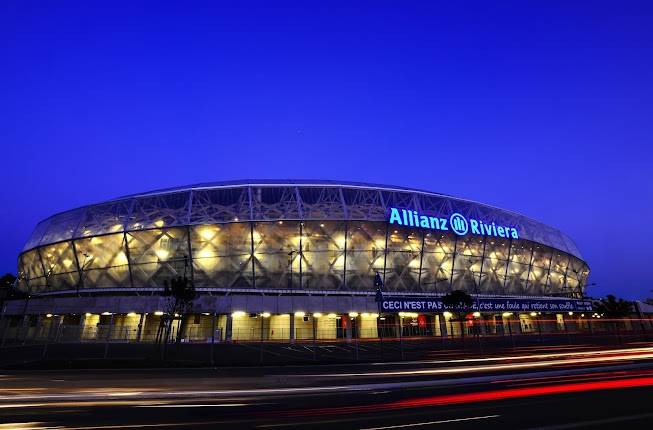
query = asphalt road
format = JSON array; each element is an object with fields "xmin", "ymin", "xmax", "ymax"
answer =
[{"xmin": 3, "ymin": 344, "xmax": 653, "ymax": 429}]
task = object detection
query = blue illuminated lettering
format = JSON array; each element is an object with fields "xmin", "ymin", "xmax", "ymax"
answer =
[
  {"xmin": 388, "ymin": 207, "xmax": 519, "ymax": 240},
  {"xmin": 389, "ymin": 208, "xmax": 402, "ymax": 225}
]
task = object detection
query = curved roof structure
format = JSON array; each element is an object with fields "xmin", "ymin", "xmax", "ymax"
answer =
[{"xmin": 22, "ymin": 180, "xmax": 583, "ymax": 259}]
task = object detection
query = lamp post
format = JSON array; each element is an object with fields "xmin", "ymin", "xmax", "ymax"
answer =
[
  {"xmin": 579, "ymin": 281, "xmax": 596, "ymax": 299},
  {"xmin": 287, "ymin": 250, "xmax": 296, "ymax": 291},
  {"xmin": 288, "ymin": 249, "xmax": 296, "ymax": 341}
]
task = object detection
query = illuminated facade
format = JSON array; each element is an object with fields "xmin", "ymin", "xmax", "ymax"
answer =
[{"xmin": 8, "ymin": 181, "xmax": 590, "ymax": 341}]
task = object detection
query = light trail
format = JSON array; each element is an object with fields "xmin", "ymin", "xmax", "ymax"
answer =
[
  {"xmin": 264, "ymin": 376, "xmax": 653, "ymax": 418},
  {"xmin": 309, "ymin": 347, "xmax": 653, "ymax": 377},
  {"xmin": 366, "ymin": 345, "xmax": 653, "ymax": 367},
  {"xmin": 1, "ymin": 346, "xmax": 653, "ymax": 406},
  {"xmin": 135, "ymin": 403, "xmax": 249, "ymax": 408}
]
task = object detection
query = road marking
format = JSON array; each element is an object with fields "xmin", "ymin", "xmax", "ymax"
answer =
[{"xmin": 359, "ymin": 415, "xmax": 500, "ymax": 429}]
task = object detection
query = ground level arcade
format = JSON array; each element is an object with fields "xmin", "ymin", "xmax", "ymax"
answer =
[{"xmin": 1, "ymin": 309, "xmax": 604, "ymax": 344}]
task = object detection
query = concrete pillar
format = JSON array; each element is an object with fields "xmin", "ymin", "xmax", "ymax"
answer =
[
  {"xmin": 225, "ymin": 314, "xmax": 233, "ymax": 342},
  {"xmin": 136, "ymin": 313, "xmax": 146, "ymax": 342},
  {"xmin": 78, "ymin": 313, "xmax": 86, "ymax": 341},
  {"xmin": 439, "ymin": 314, "xmax": 448, "ymax": 337},
  {"xmin": 33, "ymin": 315, "xmax": 44, "ymax": 340},
  {"xmin": 289, "ymin": 314, "xmax": 295, "ymax": 342},
  {"xmin": 19, "ymin": 314, "xmax": 30, "ymax": 343},
  {"xmin": 396, "ymin": 316, "xmax": 403, "ymax": 338}
]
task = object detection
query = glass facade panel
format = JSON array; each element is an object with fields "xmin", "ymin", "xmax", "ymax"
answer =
[
  {"xmin": 127, "ymin": 228, "xmax": 190, "ymax": 288},
  {"xmin": 253, "ymin": 221, "xmax": 300, "ymax": 289},
  {"xmin": 20, "ymin": 250, "xmax": 47, "ymax": 293},
  {"xmin": 300, "ymin": 221, "xmax": 345, "ymax": 290},
  {"xmin": 547, "ymin": 252, "xmax": 569, "ymax": 295},
  {"xmin": 420, "ymin": 232, "xmax": 455, "ymax": 294},
  {"xmin": 452, "ymin": 253, "xmax": 483, "ymax": 294},
  {"xmin": 23, "ymin": 219, "xmax": 50, "ymax": 251},
  {"xmin": 479, "ymin": 238, "xmax": 510, "ymax": 294},
  {"xmin": 505, "ymin": 260, "xmax": 529, "ymax": 294},
  {"xmin": 74, "ymin": 233, "xmax": 130, "ymax": 288},
  {"xmin": 39, "ymin": 209, "xmax": 84, "ymax": 246},
  {"xmin": 528, "ymin": 244, "xmax": 551, "ymax": 295},
  {"xmin": 128, "ymin": 192, "xmax": 191, "ymax": 230},
  {"xmin": 452, "ymin": 236, "xmax": 485, "ymax": 293},
  {"xmin": 74, "ymin": 201, "xmax": 130, "ymax": 237},
  {"xmin": 82, "ymin": 266, "xmax": 130, "ymax": 289},
  {"xmin": 456, "ymin": 236, "xmax": 485, "ymax": 257},
  {"xmin": 21, "ymin": 250, "xmax": 44, "ymax": 280},
  {"xmin": 503, "ymin": 242, "xmax": 533, "ymax": 294},
  {"xmin": 510, "ymin": 242, "xmax": 533, "ymax": 264},
  {"xmin": 547, "ymin": 269, "xmax": 567, "ymax": 295},
  {"xmin": 47, "ymin": 272, "xmax": 79, "ymax": 291},
  {"xmin": 39, "ymin": 241, "xmax": 79, "ymax": 290},
  {"xmin": 567, "ymin": 256, "xmax": 588, "ymax": 295},
  {"xmin": 345, "ymin": 221, "xmax": 385, "ymax": 291},
  {"xmin": 191, "ymin": 223, "xmax": 253, "ymax": 288},
  {"xmin": 527, "ymin": 265, "xmax": 548, "ymax": 296},
  {"xmin": 384, "ymin": 225, "xmax": 421, "ymax": 293},
  {"xmin": 74, "ymin": 234, "xmax": 129, "ymax": 270},
  {"xmin": 40, "ymin": 242, "xmax": 77, "ymax": 275},
  {"xmin": 479, "ymin": 255, "xmax": 508, "ymax": 295}
]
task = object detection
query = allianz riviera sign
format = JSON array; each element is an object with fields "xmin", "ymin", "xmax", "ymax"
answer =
[{"xmin": 388, "ymin": 207, "xmax": 519, "ymax": 240}]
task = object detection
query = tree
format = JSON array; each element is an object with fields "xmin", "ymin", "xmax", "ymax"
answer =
[
  {"xmin": 442, "ymin": 290, "xmax": 474, "ymax": 337},
  {"xmin": 593, "ymin": 294, "xmax": 633, "ymax": 331},
  {"xmin": 155, "ymin": 258, "xmax": 197, "ymax": 346},
  {"xmin": 0, "ymin": 273, "xmax": 16, "ymax": 289},
  {"xmin": 593, "ymin": 294, "xmax": 633, "ymax": 317},
  {"xmin": 0, "ymin": 273, "xmax": 24, "ymax": 302}
]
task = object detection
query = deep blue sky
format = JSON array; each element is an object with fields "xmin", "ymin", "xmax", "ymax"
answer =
[{"xmin": 1, "ymin": 2, "xmax": 651, "ymax": 299}]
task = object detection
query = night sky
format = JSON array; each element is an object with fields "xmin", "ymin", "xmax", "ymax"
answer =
[{"xmin": 1, "ymin": 2, "xmax": 651, "ymax": 299}]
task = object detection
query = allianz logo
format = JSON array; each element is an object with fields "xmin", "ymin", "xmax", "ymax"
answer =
[{"xmin": 388, "ymin": 207, "xmax": 519, "ymax": 239}]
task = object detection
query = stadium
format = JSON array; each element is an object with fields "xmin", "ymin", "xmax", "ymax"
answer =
[{"xmin": 5, "ymin": 180, "xmax": 591, "ymax": 342}]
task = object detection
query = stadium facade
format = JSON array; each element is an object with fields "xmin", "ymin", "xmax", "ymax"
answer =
[{"xmin": 4, "ymin": 180, "xmax": 591, "ymax": 341}]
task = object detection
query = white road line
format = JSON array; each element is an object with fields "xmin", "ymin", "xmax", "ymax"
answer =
[{"xmin": 359, "ymin": 414, "xmax": 500, "ymax": 429}]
